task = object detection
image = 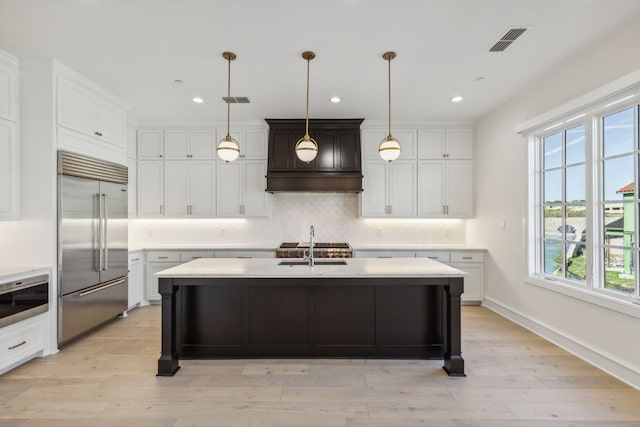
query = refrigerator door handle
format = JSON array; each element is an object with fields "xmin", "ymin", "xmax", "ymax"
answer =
[
  {"xmin": 98, "ymin": 193, "xmax": 104, "ymax": 272},
  {"xmin": 103, "ymin": 193, "xmax": 108, "ymax": 270},
  {"xmin": 77, "ymin": 278, "xmax": 126, "ymax": 297}
]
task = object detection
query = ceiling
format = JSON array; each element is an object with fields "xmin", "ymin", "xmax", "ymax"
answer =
[{"xmin": 1, "ymin": 0, "xmax": 640, "ymax": 124}]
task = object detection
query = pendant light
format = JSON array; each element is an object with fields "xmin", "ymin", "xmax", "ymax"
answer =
[
  {"xmin": 217, "ymin": 51, "xmax": 240, "ymax": 163},
  {"xmin": 295, "ymin": 51, "xmax": 318, "ymax": 163},
  {"xmin": 379, "ymin": 51, "xmax": 401, "ymax": 162}
]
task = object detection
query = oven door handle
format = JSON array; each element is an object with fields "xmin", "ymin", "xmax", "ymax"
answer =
[{"xmin": 77, "ymin": 278, "xmax": 125, "ymax": 297}]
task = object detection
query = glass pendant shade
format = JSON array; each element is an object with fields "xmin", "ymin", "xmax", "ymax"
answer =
[
  {"xmin": 378, "ymin": 135, "xmax": 401, "ymax": 162},
  {"xmin": 295, "ymin": 134, "xmax": 318, "ymax": 163},
  {"xmin": 217, "ymin": 134, "xmax": 240, "ymax": 163}
]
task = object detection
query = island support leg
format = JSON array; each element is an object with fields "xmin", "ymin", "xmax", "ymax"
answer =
[
  {"xmin": 157, "ymin": 278, "xmax": 180, "ymax": 376},
  {"xmin": 443, "ymin": 278, "xmax": 465, "ymax": 376}
]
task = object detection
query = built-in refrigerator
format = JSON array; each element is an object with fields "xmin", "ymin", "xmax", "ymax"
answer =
[{"xmin": 57, "ymin": 151, "xmax": 128, "ymax": 345}]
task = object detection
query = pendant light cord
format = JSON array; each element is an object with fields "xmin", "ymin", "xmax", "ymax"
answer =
[
  {"xmin": 387, "ymin": 57, "xmax": 391, "ymax": 138},
  {"xmin": 305, "ymin": 57, "xmax": 310, "ymax": 136},
  {"xmin": 226, "ymin": 56, "xmax": 231, "ymax": 138}
]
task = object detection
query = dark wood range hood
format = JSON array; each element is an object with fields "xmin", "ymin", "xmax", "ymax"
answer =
[{"xmin": 266, "ymin": 118, "xmax": 364, "ymax": 192}]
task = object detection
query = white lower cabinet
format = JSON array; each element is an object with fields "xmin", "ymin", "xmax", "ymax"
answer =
[
  {"xmin": 214, "ymin": 250, "xmax": 275, "ymax": 258},
  {"xmin": 127, "ymin": 251, "xmax": 144, "ymax": 309},
  {"xmin": 0, "ymin": 313, "xmax": 47, "ymax": 375}
]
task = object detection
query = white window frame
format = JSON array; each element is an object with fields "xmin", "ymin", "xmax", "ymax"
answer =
[{"xmin": 523, "ymin": 79, "xmax": 640, "ymax": 319}]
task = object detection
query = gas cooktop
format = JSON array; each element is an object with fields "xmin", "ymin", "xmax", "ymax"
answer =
[{"xmin": 279, "ymin": 242, "xmax": 351, "ymax": 249}]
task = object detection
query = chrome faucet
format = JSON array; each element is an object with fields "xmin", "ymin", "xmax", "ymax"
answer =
[{"xmin": 307, "ymin": 225, "xmax": 315, "ymax": 267}]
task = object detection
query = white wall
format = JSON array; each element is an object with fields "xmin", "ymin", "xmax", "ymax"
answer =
[
  {"xmin": 130, "ymin": 193, "xmax": 467, "ymax": 248},
  {"xmin": 468, "ymin": 20, "xmax": 640, "ymax": 388}
]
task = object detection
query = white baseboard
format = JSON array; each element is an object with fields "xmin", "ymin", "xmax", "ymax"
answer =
[{"xmin": 482, "ymin": 296, "xmax": 640, "ymax": 391}]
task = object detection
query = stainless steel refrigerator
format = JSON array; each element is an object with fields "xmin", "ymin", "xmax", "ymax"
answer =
[{"xmin": 57, "ymin": 151, "xmax": 128, "ymax": 345}]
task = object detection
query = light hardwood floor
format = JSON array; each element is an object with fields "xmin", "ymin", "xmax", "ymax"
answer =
[{"xmin": 1, "ymin": 306, "xmax": 639, "ymax": 426}]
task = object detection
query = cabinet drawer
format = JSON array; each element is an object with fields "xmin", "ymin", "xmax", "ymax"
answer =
[
  {"xmin": 415, "ymin": 251, "xmax": 450, "ymax": 263},
  {"xmin": 0, "ymin": 317, "xmax": 44, "ymax": 368},
  {"xmin": 355, "ymin": 251, "xmax": 415, "ymax": 258},
  {"xmin": 180, "ymin": 251, "xmax": 215, "ymax": 262},
  {"xmin": 128, "ymin": 251, "xmax": 143, "ymax": 266},
  {"xmin": 451, "ymin": 252, "xmax": 484, "ymax": 263},
  {"xmin": 146, "ymin": 251, "xmax": 180, "ymax": 263}
]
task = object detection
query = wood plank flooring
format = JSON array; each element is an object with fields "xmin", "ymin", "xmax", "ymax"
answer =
[{"xmin": 1, "ymin": 306, "xmax": 639, "ymax": 426}]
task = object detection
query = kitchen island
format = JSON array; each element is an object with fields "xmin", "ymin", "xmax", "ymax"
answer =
[{"xmin": 155, "ymin": 257, "xmax": 465, "ymax": 377}]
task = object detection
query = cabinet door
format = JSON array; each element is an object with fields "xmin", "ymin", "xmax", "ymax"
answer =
[
  {"xmin": 445, "ymin": 160, "xmax": 474, "ymax": 217},
  {"xmin": 362, "ymin": 129, "xmax": 416, "ymax": 160},
  {"xmin": 97, "ymin": 100, "xmax": 125, "ymax": 146},
  {"xmin": 137, "ymin": 161, "xmax": 164, "ymax": 217},
  {"xmin": 243, "ymin": 161, "xmax": 269, "ymax": 217},
  {"xmin": 445, "ymin": 129, "xmax": 474, "ymax": 159},
  {"xmin": 190, "ymin": 161, "xmax": 216, "ymax": 217},
  {"xmin": 361, "ymin": 160, "xmax": 388, "ymax": 217},
  {"xmin": 190, "ymin": 130, "xmax": 216, "ymax": 159},
  {"xmin": 164, "ymin": 161, "xmax": 190, "ymax": 216},
  {"xmin": 126, "ymin": 127, "xmax": 137, "ymax": 159},
  {"xmin": 216, "ymin": 161, "xmax": 243, "ymax": 217},
  {"xmin": 0, "ymin": 120, "xmax": 18, "ymax": 218},
  {"xmin": 127, "ymin": 263, "xmax": 144, "ymax": 309},
  {"xmin": 57, "ymin": 78, "xmax": 96, "ymax": 137},
  {"xmin": 452, "ymin": 262, "xmax": 483, "ymax": 302},
  {"xmin": 242, "ymin": 130, "xmax": 268, "ymax": 159},
  {"xmin": 138, "ymin": 130, "xmax": 164, "ymax": 159},
  {"xmin": 164, "ymin": 130, "xmax": 189, "ymax": 159},
  {"xmin": 418, "ymin": 128, "xmax": 445, "ymax": 159},
  {"xmin": 126, "ymin": 158, "xmax": 137, "ymax": 218},
  {"xmin": 418, "ymin": 160, "xmax": 445, "ymax": 216},
  {"xmin": 146, "ymin": 262, "xmax": 179, "ymax": 301},
  {"xmin": 389, "ymin": 161, "xmax": 416, "ymax": 217},
  {"xmin": 0, "ymin": 58, "xmax": 17, "ymax": 122},
  {"xmin": 391, "ymin": 129, "xmax": 417, "ymax": 159}
]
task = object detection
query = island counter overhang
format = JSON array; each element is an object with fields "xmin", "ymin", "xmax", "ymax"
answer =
[{"xmin": 155, "ymin": 258, "xmax": 466, "ymax": 377}]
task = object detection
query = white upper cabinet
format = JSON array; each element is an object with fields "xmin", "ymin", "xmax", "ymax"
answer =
[
  {"xmin": 217, "ymin": 160, "xmax": 269, "ymax": 217},
  {"xmin": 127, "ymin": 158, "xmax": 137, "ymax": 218},
  {"xmin": 0, "ymin": 52, "xmax": 18, "ymax": 122},
  {"xmin": 57, "ymin": 75, "xmax": 126, "ymax": 147},
  {"xmin": 418, "ymin": 159, "xmax": 474, "ymax": 218},
  {"xmin": 164, "ymin": 160, "xmax": 216, "ymax": 218},
  {"xmin": 137, "ymin": 161, "xmax": 164, "ymax": 217},
  {"xmin": 164, "ymin": 129, "xmax": 216, "ymax": 160},
  {"xmin": 138, "ymin": 130, "xmax": 164, "ymax": 159},
  {"xmin": 361, "ymin": 129, "xmax": 417, "ymax": 160},
  {"xmin": 217, "ymin": 129, "xmax": 268, "ymax": 159},
  {"xmin": 418, "ymin": 128, "xmax": 473, "ymax": 159},
  {"xmin": 445, "ymin": 160, "xmax": 474, "ymax": 217},
  {"xmin": 361, "ymin": 160, "xmax": 416, "ymax": 217}
]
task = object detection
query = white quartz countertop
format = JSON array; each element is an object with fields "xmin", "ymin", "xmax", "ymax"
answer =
[
  {"xmin": 129, "ymin": 244, "xmax": 278, "ymax": 252},
  {"xmin": 351, "ymin": 244, "xmax": 487, "ymax": 252},
  {"xmin": 130, "ymin": 244, "xmax": 486, "ymax": 252},
  {"xmin": 155, "ymin": 257, "xmax": 466, "ymax": 279},
  {"xmin": 0, "ymin": 266, "xmax": 50, "ymax": 284}
]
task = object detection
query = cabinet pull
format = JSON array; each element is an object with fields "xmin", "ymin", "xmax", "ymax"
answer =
[
  {"xmin": 191, "ymin": 256, "xmax": 202, "ymax": 259},
  {"xmin": 8, "ymin": 340, "xmax": 27, "ymax": 350},
  {"xmin": 131, "ymin": 257, "xmax": 140, "ymax": 262},
  {"xmin": 94, "ymin": 131, "xmax": 103, "ymax": 137},
  {"xmin": 462, "ymin": 256, "xmax": 473, "ymax": 260},
  {"xmin": 158, "ymin": 256, "xmax": 169, "ymax": 259},
  {"xmin": 159, "ymin": 154, "xmax": 163, "ymax": 158},
  {"xmin": 160, "ymin": 205, "xmax": 164, "ymax": 214},
  {"xmin": 428, "ymin": 256, "xmax": 439, "ymax": 259},
  {"xmin": 239, "ymin": 205, "xmax": 245, "ymax": 215}
]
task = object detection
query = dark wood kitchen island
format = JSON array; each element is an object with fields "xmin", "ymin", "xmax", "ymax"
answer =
[{"xmin": 155, "ymin": 257, "xmax": 465, "ymax": 377}]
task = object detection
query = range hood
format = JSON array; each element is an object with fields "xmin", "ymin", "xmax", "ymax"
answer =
[{"xmin": 265, "ymin": 118, "xmax": 364, "ymax": 192}]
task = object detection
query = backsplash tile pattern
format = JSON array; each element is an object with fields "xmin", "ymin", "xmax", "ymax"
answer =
[{"xmin": 130, "ymin": 193, "xmax": 466, "ymax": 247}]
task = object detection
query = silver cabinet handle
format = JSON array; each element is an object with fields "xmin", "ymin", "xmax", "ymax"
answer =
[
  {"xmin": 8, "ymin": 340, "xmax": 26, "ymax": 350},
  {"xmin": 428, "ymin": 256, "xmax": 439, "ymax": 259},
  {"xmin": 160, "ymin": 205, "xmax": 164, "ymax": 215},
  {"xmin": 95, "ymin": 131, "xmax": 103, "ymax": 137},
  {"xmin": 131, "ymin": 257, "xmax": 140, "ymax": 262},
  {"xmin": 158, "ymin": 256, "xmax": 169, "ymax": 259},
  {"xmin": 77, "ymin": 278, "xmax": 126, "ymax": 297},
  {"xmin": 462, "ymin": 256, "xmax": 473, "ymax": 260}
]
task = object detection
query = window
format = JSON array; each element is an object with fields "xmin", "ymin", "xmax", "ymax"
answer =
[{"xmin": 530, "ymin": 91, "xmax": 640, "ymax": 302}]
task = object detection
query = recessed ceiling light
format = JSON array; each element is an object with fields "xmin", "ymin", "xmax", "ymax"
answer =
[
  {"xmin": 192, "ymin": 97, "xmax": 204, "ymax": 104},
  {"xmin": 330, "ymin": 97, "xmax": 341, "ymax": 103},
  {"xmin": 451, "ymin": 96, "xmax": 463, "ymax": 103}
]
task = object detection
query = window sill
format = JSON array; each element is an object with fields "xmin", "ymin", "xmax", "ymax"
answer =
[{"xmin": 525, "ymin": 275, "xmax": 640, "ymax": 320}]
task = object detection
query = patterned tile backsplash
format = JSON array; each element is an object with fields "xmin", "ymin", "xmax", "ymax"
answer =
[{"xmin": 130, "ymin": 193, "xmax": 466, "ymax": 247}]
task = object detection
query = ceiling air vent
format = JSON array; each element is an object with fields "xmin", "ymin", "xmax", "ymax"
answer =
[
  {"xmin": 489, "ymin": 27, "xmax": 527, "ymax": 52},
  {"xmin": 222, "ymin": 96, "xmax": 251, "ymax": 103}
]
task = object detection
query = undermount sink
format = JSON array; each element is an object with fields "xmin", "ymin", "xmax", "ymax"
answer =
[{"xmin": 278, "ymin": 260, "xmax": 348, "ymax": 266}]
